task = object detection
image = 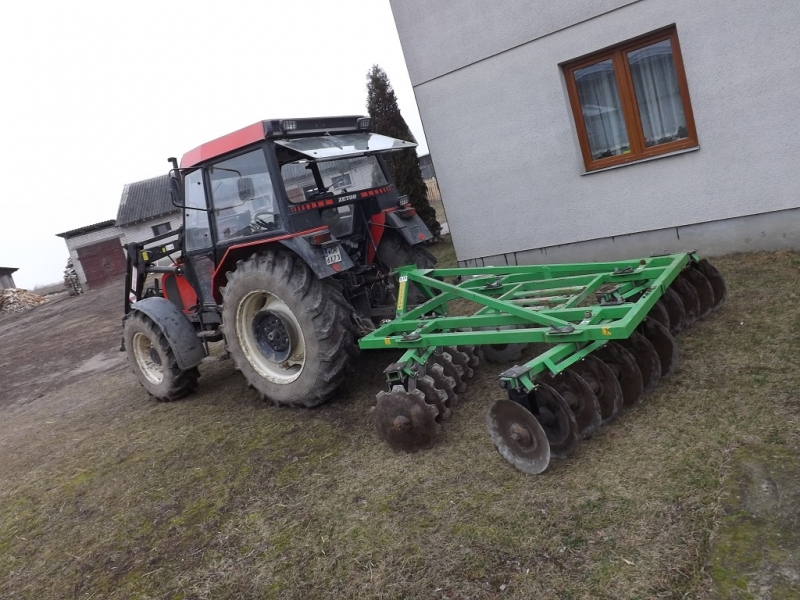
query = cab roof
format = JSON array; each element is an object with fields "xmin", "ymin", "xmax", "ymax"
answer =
[{"xmin": 180, "ymin": 115, "xmax": 370, "ymax": 169}]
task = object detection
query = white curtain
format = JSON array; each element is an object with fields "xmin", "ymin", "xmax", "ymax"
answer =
[
  {"xmin": 627, "ymin": 40, "xmax": 687, "ymax": 146},
  {"xmin": 574, "ymin": 59, "xmax": 629, "ymax": 159}
]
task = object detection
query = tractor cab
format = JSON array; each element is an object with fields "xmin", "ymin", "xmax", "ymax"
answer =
[{"xmin": 166, "ymin": 116, "xmax": 429, "ymax": 310}]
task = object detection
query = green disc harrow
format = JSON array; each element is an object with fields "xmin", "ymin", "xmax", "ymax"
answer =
[{"xmin": 359, "ymin": 252, "xmax": 727, "ymax": 474}]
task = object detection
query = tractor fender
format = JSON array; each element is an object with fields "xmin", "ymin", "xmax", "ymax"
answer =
[
  {"xmin": 277, "ymin": 235, "xmax": 354, "ymax": 279},
  {"xmin": 128, "ymin": 297, "xmax": 205, "ymax": 370},
  {"xmin": 385, "ymin": 210, "xmax": 433, "ymax": 246}
]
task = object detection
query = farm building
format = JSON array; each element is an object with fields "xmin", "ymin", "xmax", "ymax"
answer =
[
  {"xmin": 56, "ymin": 175, "xmax": 181, "ymax": 288},
  {"xmin": 0, "ymin": 267, "xmax": 18, "ymax": 290},
  {"xmin": 389, "ymin": 0, "xmax": 800, "ymax": 266}
]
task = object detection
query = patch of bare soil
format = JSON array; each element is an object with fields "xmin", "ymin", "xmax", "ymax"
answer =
[{"xmin": 0, "ymin": 281, "xmax": 126, "ymax": 410}]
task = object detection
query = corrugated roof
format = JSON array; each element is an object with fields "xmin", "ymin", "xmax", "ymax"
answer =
[
  {"xmin": 116, "ymin": 174, "xmax": 178, "ymax": 227},
  {"xmin": 55, "ymin": 220, "xmax": 117, "ymax": 239}
]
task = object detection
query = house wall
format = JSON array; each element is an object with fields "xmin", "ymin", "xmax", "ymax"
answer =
[
  {"xmin": 390, "ymin": 0, "xmax": 800, "ymax": 264},
  {"xmin": 63, "ymin": 227, "xmax": 124, "ymax": 285},
  {"xmin": 63, "ymin": 213, "xmax": 182, "ymax": 285},
  {"xmin": 0, "ymin": 273, "xmax": 16, "ymax": 290},
  {"xmin": 120, "ymin": 213, "xmax": 182, "ymax": 246}
]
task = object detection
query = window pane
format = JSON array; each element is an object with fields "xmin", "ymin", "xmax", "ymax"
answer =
[
  {"xmin": 627, "ymin": 39, "xmax": 688, "ymax": 147},
  {"xmin": 184, "ymin": 170, "xmax": 211, "ymax": 251},
  {"xmin": 210, "ymin": 149, "xmax": 280, "ymax": 242},
  {"xmin": 573, "ymin": 59, "xmax": 630, "ymax": 160}
]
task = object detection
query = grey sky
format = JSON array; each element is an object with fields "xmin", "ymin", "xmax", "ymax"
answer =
[{"xmin": 0, "ymin": 0, "xmax": 427, "ymax": 289}]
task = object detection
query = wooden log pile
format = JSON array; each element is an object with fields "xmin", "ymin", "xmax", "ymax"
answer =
[{"xmin": 0, "ymin": 289, "xmax": 48, "ymax": 314}]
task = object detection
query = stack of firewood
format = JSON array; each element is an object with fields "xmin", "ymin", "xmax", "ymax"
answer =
[{"xmin": 0, "ymin": 289, "xmax": 48, "ymax": 314}]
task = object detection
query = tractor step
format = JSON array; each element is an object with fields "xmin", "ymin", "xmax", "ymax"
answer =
[{"xmin": 362, "ymin": 252, "xmax": 727, "ymax": 474}]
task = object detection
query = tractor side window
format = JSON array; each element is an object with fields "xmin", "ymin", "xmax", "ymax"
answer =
[
  {"xmin": 209, "ymin": 149, "xmax": 281, "ymax": 242},
  {"xmin": 184, "ymin": 170, "xmax": 211, "ymax": 251}
]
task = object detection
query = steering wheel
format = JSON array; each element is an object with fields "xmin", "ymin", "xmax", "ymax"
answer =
[{"xmin": 252, "ymin": 210, "xmax": 277, "ymax": 231}]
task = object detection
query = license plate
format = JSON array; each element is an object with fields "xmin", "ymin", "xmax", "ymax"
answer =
[{"xmin": 324, "ymin": 245, "xmax": 342, "ymax": 265}]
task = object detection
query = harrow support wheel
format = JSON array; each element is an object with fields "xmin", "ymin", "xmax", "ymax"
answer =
[
  {"xmin": 374, "ymin": 386, "xmax": 441, "ymax": 452},
  {"xmin": 568, "ymin": 354, "xmax": 623, "ymax": 424},
  {"xmin": 594, "ymin": 342, "xmax": 644, "ymax": 408},
  {"xmin": 682, "ymin": 268, "xmax": 715, "ymax": 319},
  {"xmin": 433, "ymin": 351, "xmax": 467, "ymax": 393},
  {"xmin": 529, "ymin": 382, "xmax": 579, "ymax": 459},
  {"xmin": 662, "ymin": 287, "xmax": 686, "ymax": 336},
  {"xmin": 696, "ymin": 259, "xmax": 727, "ymax": 311},
  {"xmin": 540, "ymin": 370, "xmax": 602, "ymax": 439},
  {"xmin": 487, "ymin": 400, "xmax": 550, "ymax": 474},
  {"xmin": 638, "ymin": 318, "xmax": 679, "ymax": 378},
  {"xmin": 479, "ymin": 326, "xmax": 528, "ymax": 364},
  {"xmin": 617, "ymin": 331, "xmax": 661, "ymax": 395},
  {"xmin": 671, "ymin": 275, "xmax": 700, "ymax": 328},
  {"xmin": 413, "ymin": 375, "xmax": 452, "ymax": 420}
]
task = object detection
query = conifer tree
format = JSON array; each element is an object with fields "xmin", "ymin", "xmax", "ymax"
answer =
[{"xmin": 366, "ymin": 65, "xmax": 441, "ymax": 237}]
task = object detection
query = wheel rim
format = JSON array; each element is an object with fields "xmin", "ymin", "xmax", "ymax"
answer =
[
  {"xmin": 236, "ymin": 290, "xmax": 306, "ymax": 384},
  {"xmin": 132, "ymin": 331, "xmax": 164, "ymax": 385}
]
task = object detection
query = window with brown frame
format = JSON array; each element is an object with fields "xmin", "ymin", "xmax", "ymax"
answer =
[{"xmin": 564, "ymin": 27, "xmax": 697, "ymax": 172}]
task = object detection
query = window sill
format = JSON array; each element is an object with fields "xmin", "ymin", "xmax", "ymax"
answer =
[{"xmin": 581, "ymin": 145, "xmax": 700, "ymax": 176}]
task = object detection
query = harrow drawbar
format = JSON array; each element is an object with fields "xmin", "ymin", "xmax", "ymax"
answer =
[{"xmin": 359, "ymin": 252, "xmax": 727, "ymax": 474}]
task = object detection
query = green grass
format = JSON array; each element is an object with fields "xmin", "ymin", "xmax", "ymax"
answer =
[{"xmin": 1, "ymin": 242, "xmax": 799, "ymax": 598}]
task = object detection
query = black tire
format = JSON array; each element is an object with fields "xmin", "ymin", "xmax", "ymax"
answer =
[
  {"xmin": 220, "ymin": 250, "xmax": 357, "ymax": 407},
  {"xmin": 376, "ymin": 229, "xmax": 437, "ymax": 305},
  {"xmin": 123, "ymin": 311, "xmax": 199, "ymax": 401}
]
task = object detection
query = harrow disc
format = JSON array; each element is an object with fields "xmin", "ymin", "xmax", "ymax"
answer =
[
  {"xmin": 617, "ymin": 331, "xmax": 661, "ymax": 394},
  {"xmin": 568, "ymin": 354, "xmax": 623, "ymax": 424},
  {"xmin": 374, "ymin": 386, "xmax": 441, "ymax": 452},
  {"xmin": 696, "ymin": 259, "xmax": 727, "ymax": 311},
  {"xmin": 540, "ymin": 371, "xmax": 602, "ymax": 439},
  {"xmin": 433, "ymin": 351, "xmax": 467, "ymax": 393},
  {"xmin": 681, "ymin": 268, "xmax": 715, "ymax": 319},
  {"xmin": 487, "ymin": 399, "xmax": 550, "ymax": 474},
  {"xmin": 458, "ymin": 345, "xmax": 481, "ymax": 369},
  {"xmin": 530, "ymin": 382, "xmax": 579, "ymax": 459},
  {"xmin": 594, "ymin": 342, "xmax": 644, "ymax": 408},
  {"xmin": 428, "ymin": 362, "xmax": 458, "ymax": 409},
  {"xmin": 662, "ymin": 287, "xmax": 687, "ymax": 336},
  {"xmin": 671, "ymin": 275, "xmax": 700, "ymax": 328},
  {"xmin": 648, "ymin": 300, "xmax": 671, "ymax": 331},
  {"xmin": 638, "ymin": 318, "xmax": 679, "ymax": 378},
  {"xmin": 444, "ymin": 346, "xmax": 474, "ymax": 379},
  {"xmin": 413, "ymin": 374, "xmax": 452, "ymax": 420}
]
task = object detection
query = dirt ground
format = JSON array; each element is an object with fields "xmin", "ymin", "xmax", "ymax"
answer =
[{"xmin": 1, "ymin": 247, "xmax": 799, "ymax": 599}]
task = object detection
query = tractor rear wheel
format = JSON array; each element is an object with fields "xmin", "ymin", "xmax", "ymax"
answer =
[
  {"xmin": 123, "ymin": 312, "xmax": 199, "ymax": 401},
  {"xmin": 220, "ymin": 250, "xmax": 357, "ymax": 407}
]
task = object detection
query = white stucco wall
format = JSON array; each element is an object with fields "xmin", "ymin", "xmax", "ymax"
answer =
[
  {"xmin": 390, "ymin": 0, "xmax": 800, "ymax": 262},
  {"xmin": 120, "ymin": 214, "xmax": 182, "ymax": 246}
]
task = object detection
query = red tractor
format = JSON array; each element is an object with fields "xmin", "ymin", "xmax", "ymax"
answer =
[{"xmin": 122, "ymin": 116, "xmax": 435, "ymax": 406}]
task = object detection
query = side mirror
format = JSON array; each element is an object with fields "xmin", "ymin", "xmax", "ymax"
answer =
[{"xmin": 168, "ymin": 171, "xmax": 184, "ymax": 208}]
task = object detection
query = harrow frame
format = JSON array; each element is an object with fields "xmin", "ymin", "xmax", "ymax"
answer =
[{"xmin": 360, "ymin": 252, "xmax": 694, "ymax": 392}]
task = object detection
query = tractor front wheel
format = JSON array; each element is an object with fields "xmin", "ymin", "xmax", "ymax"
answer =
[
  {"xmin": 123, "ymin": 312, "xmax": 199, "ymax": 401},
  {"xmin": 220, "ymin": 251, "xmax": 356, "ymax": 407}
]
